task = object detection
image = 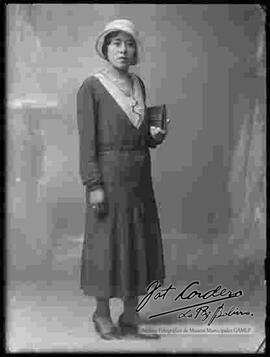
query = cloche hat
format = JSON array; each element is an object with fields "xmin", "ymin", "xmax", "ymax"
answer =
[{"xmin": 95, "ymin": 19, "xmax": 141, "ymax": 64}]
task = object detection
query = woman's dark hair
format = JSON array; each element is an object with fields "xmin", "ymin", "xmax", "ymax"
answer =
[{"xmin": 101, "ymin": 30, "xmax": 137, "ymax": 63}]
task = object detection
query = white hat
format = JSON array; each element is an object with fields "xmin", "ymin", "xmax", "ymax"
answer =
[{"xmin": 95, "ymin": 19, "xmax": 141, "ymax": 65}]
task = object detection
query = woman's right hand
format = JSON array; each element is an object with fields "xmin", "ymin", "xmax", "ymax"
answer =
[
  {"xmin": 89, "ymin": 188, "xmax": 108, "ymax": 218},
  {"xmin": 89, "ymin": 188, "xmax": 105, "ymax": 205}
]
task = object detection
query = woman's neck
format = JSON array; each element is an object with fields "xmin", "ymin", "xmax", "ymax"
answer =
[{"xmin": 105, "ymin": 63, "xmax": 131, "ymax": 80}]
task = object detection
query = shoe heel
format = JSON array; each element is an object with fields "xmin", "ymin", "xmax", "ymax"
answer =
[{"xmin": 92, "ymin": 312, "xmax": 121, "ymax": 340}]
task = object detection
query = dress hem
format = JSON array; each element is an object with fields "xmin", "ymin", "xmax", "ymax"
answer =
[{"xmin": 80, "ymin": 276, "xmax": 166, "ymax": 298}]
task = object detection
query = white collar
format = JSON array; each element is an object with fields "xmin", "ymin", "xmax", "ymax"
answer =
[{"xmin": 93, "ymin": 69, "xmax": 145, "ymax": 129}]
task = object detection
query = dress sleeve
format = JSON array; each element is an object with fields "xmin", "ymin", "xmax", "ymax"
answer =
[
  {"xmin": 76, "ymin": 78, "xmax": 103, "ymax": 191},
  {"xmin": 136, "ymin": 76, "xmax": 161, "ymax": 149}
]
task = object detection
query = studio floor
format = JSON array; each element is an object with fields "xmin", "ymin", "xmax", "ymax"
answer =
[{"xmin": 6, "ymin": 234, "xmax": 266, "ymax": 353}]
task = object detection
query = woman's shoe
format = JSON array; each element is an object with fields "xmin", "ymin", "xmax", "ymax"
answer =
[
  {"xmin": 118, "ymin": 312, "xmax": 139, "ymax": 336},
  {"xmin": 92, "ymin": 312, "xmax": 122, "ymax": 340},
  {"xmin": 118, "ymin": 313, "xmax": 160, "ymax": 339}
]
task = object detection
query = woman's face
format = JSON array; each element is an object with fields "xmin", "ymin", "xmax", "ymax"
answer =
[{"xmin": 107, "ymin": 31, "xmax": 136, "ymax": 71}]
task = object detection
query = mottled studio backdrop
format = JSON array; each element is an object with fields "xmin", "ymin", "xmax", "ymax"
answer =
[{"xmin": 7, "ymin": 3, "xmax": 265, "ymax": 274}]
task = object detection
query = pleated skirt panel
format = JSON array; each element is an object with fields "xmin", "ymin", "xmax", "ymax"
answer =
[{"xmin": 80, "ymin": 150, "xmax": 165, "ymax": 298}]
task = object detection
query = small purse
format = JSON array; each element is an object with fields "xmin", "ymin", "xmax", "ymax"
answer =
[{"xmin": 146, "ymin": 104, "xmax": 167, "ymax": 130}]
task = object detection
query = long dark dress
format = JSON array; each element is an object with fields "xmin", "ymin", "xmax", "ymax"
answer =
[{"xmin": 76, "ymin": 74, "xmax": 165, "ymax": 298}]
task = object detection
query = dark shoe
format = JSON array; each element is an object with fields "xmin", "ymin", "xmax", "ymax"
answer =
[
  {"xmin": 118, "ymin": 313, "xmax": 139, "ymax": 336},
  {"xmin": 118, "ymin": 313, "xmax": 160, "ymax": 340},
  {"xmin": 92, "ymin": 312, "xmax": 122, "ymax": 340}
]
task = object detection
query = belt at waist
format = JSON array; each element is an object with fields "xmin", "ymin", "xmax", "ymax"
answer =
[{"xmin": 98, "ymin": 144, "xmax": 147, "ymax": 153}]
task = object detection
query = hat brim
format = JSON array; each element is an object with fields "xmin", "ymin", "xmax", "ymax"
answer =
[{"xmin": 95, "ymin": 28, "xmax": 141, "ymax": 64}]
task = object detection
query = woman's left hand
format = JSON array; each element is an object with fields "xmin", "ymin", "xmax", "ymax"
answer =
[{"xmin": 150, "ymin": 118, "xmax": 170, "ymax": 142}]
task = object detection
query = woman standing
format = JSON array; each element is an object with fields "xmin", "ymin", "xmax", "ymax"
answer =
[{"xmin": 76, "ymin": 19, "xmax": 169, "ymax": 339}]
